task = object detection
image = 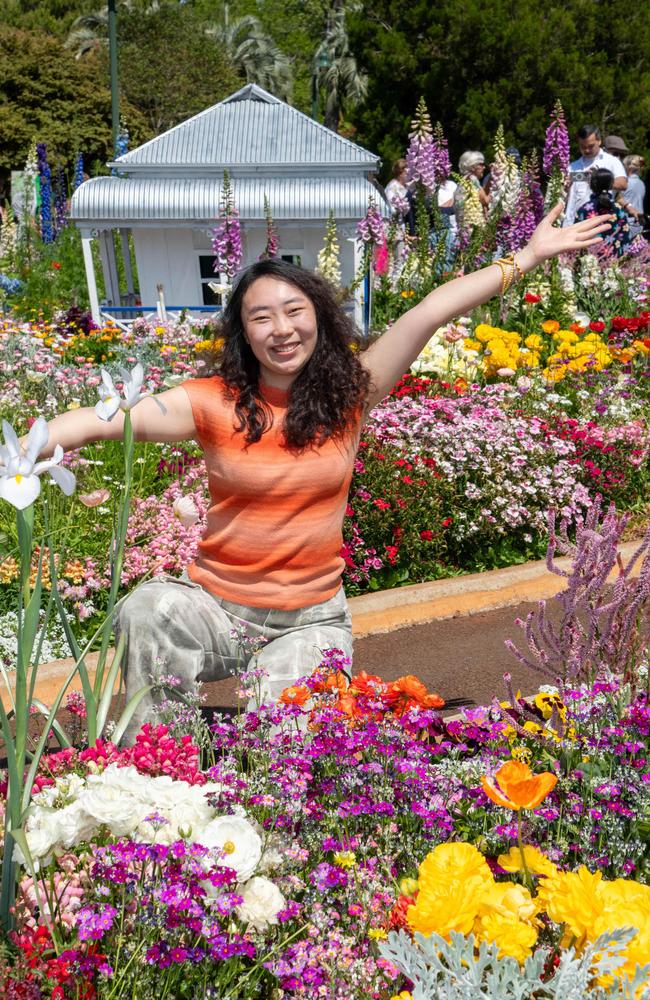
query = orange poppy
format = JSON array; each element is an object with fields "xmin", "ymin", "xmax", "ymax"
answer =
[
  {"xmin": 541, "ymin": 320, "xmax": 560, "ymax": 335},
  {"xmin": 481, "ymin": 760, "xmax": 557, "ymax": 811},
  {"xmin": 385, "ymin": 674, "xmax": 445, "ymax": 716},
  {"xmin": 279, "ymin": 684, "xmax": 311, "ymax": 707}
]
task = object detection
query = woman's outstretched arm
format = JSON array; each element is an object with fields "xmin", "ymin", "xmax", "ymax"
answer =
[
  {"xmin": 362, "ymin": 203, "xmax": 613, "ymax": 409},
  {"xmin": 25, "ymin": 385, "xmax": 197, "ymax": 459}
]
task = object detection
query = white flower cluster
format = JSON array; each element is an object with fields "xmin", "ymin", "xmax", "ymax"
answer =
[
  {"xmin": 0, "ymin": 610, "xmax": 72, "ymax": 669},
  {"xmin": 411, "ymin": 318, "xmax": 479, "ymax": 379},
  {"xmin": 17, "ymin": 764, "xmax": 286, "ymax": 930}
]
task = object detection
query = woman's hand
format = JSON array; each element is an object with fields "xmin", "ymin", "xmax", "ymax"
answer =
[{"xmin": 518, "ymin": 202, "xmax": 613, "ymax": 269}]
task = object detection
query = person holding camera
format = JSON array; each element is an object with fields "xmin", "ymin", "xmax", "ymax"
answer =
[
  {"xmin": 564, "ymin": 125, "xmax": 627, "ymax": 225},
  {"xmin": 619, "ymin": 155, "xmax": 647, "ymax": 237}
]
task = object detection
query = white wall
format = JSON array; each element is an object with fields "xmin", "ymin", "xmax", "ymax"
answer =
[{"xmin": 131, "ymin": 221, "xmax": 357, "ymax": 309}]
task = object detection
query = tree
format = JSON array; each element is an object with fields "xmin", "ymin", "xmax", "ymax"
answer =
[
  {"xmin": 313, "ymin": 2, "xmax": 367, "ymax": 132},
  {"xmin": 204, "ymin": 3, "xmax": 293, "ymax": 102},
  {"xmin": 346, "ymin": 0, "xmax": 650, "ymax": 180},
  {"xmin": 0, "ymin": 26, "xmax": 146, "ymax": 172},
  {"xmin": 114, "ymin": 5, "xmax": 244, "ymax": 135}
]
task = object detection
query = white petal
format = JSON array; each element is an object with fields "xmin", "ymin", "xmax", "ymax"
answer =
[
  {"xmin": 25, "ymin": 418, "xmax": 50, "ymax": 465},
  {"xmin": 47, "ymin": 465, "xmax": 76, "ymax": 496},
  {"xmin": 94, "ymin": 398, "xmax": 121, "ymax": 422},
  {"xmin": 0, "ymin": 474, "xmax": 41, "ymax": 510},
  {"xmin": 100, "ymin": 368, "xmax": 117, "ymax": 393},
  {"xmin": 2, "ymin": 420, "xmax": 21, "ymax": 459}
]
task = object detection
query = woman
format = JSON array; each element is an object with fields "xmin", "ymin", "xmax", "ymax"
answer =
[
  {"xmin": 29, "ymin": 204, "xmax": 610, "ymax": 738},
  {"xmin": 620, "ymin": 155, "xmax": 646, "ymax": 237},
  {"xmin": 576, "ymin": 168, "xmax": 632, "ymax": 256},
  {"xmin": 454, "ymin": 151, "xmax": 490, "ymax": 228}
]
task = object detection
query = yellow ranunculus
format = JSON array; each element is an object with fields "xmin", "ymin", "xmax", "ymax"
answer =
[
  {"xmin": 475, "ymin": 912, "xmax": 538, "ymax": 963},
  {"xmin": 524, "ymin": 334, "xmax": 542, "ymax": 350},
  {"xmin": 542, "ymin": 365, "xmax": 566, "ymax": 382},
  {"xmin": 463, "ymin": 338, "xmax": 482, "ymax": 352},
  {"xmin": 554, "ymin": 329, "xmax": 579, "ymax": 343},
  {"xmin": 541, "ymin": 320, "xmax": 560, "ymax": 334},
  {"xmin": 407, "ymin": 876, "xmax": 487, "ymax": 938},
  {"xmin": 417, "ymin": 842, "xmax": 493, "ymax": 893},
  {"xmin": 498, "ymin": 845, "xmax": 558, "ymax": 879},
  {"xmin": 539, "ymin": 866, "xmax": 605, "ymax": 947},
  {"xmin": 474, "ymin": 324, "xmax": 497, "ymax": 343},
  {"xmin": 477, "ymin": 881, "xmax": 539, "ymax": 926}
]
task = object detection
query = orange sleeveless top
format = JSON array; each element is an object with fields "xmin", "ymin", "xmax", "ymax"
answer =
[{"xmin": 182, "ymin": 376, "xmax": 361, "ymax": 610}]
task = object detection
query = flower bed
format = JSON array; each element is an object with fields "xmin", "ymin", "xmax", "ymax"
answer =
[{"xmin": 2, "ymin": 659, "xmax": 649, "ymax": 996}]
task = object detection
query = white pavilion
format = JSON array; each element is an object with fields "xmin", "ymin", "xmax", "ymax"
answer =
[{"xmin": 69, "ymin": 83, "xmax": 388, "ymax": 325}]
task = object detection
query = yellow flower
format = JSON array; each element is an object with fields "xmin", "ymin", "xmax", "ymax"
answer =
[
  {"xmin": 463, "ymin": 338, "xmax": 482, "ymax": 351},
  {"xmin": 541, "ymin": 320, "xmax": 560, "ymax": 334},
  {"xmin": 399, "ymin": 877, "xmax": 419, "ymax": 896},
  {"xmin": 368, "ymin": 927, "xmax": 387, "ymax": 940},
  {"xmin": 542, "ymin": 365, "xmax": 566, "ymax": 382},
  {"xmin": 474, "ymin": 324, "xmax": 497, "ymax": 343},
  {"xmin": 475, "ymin": 912, "xmax": 538, "ymax": 963},
  {"xmin": 417, "ymin": 842, "xmax": 493, "ymax": 893},
  {"xmin": 0, "ymin": 557, "xmax": 19, "ymax": 584},
  {"xmin": 539, "ymin": 866, "xmax": 605, "ymax": 947},
  {"xmin": 524, "ymin": 334, "xmax": 542, "ymax": 350},
  {"xmin": 390, "ymin": 993, "xmax": 412, "ymax": 1000},
  {"xmin": 477, "ymin": 881, "xmax": 539, "ymax": 926},
  {"xmin": 497, "ymin": 845, "xmax": 558, "ymax": 879},
  {"xmin": 333, "ymin": 851, "xmax": 356, "ymax": 868},
  {"xmin": 408, "ymin": 878, "xmax": 487, "ymax": 938},
  {"xmin": 554, "ymin": 329, "xmax": 579, "ymax": 343},
  {"xmin": 533, "ymin": 691, "xmax": 566, "ymax": 722}
]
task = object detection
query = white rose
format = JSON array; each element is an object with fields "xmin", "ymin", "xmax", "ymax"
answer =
[
  {"xmin": 236, "ymin": 876, "xmax": 286, "ymax": 932},
  {"xmin": 196, "ymin": 815, "xmax": 262, "ymax": 881}
]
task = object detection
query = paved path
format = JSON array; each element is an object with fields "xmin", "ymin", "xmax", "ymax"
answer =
[{"xmin": 202, "ymin": 600, "xmax": 548, "ymax": 714}]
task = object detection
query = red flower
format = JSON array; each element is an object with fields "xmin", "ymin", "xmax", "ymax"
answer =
[
  {"xmin": 589, "ymin": 321, "xmax": 605, "ymax": 333},
  {"xmin": 420, "ymin": 529, "xmax": 434, "ymax": 541},
  {"xmin": 52, "ymin": 261, "xmax": 61, "ymax": 270},
  {"xmin": 524, "ymin": 292, "xmax": 541, "ymax": 303},
  {"xmin": 442, "ymin": 516, "xmax": 453, "ymax": 527}
]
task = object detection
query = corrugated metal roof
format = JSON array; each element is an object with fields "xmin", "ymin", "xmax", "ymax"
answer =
[
  {"xmin": 110, "ymin": 84, "xmax": 379, "ymax": 171},
  {"xmin": 70, "ymin": 175, "xmax": 390, "ymax": 223}
]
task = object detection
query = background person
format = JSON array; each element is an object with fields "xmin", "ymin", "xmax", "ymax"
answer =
[
  {"xmin": 576, "ymin": 167, "xmax": 632, "ymax": 255},
  {"xmin": 564, "ymin": 124, "xmax": 627, "ymax": 225},
  {"xmin": 10, "ymin": 207, "xmax": 612, "ymax": 740},
  {"xmin": 619, "ymin": 154, "xmax": 646, "ymax": 237}
]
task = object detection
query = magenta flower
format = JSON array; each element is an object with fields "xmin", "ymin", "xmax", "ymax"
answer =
[
  {"xmin": 212, "ymin": 170, "xmax": 242, "ymax": 280},
  {"xmin": 543, "ymin": 100, "xmax": 570, "ymax": 176}
]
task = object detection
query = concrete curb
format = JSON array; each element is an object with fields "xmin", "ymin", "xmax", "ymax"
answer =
[{"xmin": 2, "ymin": 540, "xmax": 641, "ymax": 710}]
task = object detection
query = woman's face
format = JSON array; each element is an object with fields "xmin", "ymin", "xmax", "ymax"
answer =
[
  {"xmin": 472, "ymin": 162, "xmax": 485, "ymax": 179},
  {"xmin": 241, "ymin": 276, "xmax": 318, "ymax": 389}
]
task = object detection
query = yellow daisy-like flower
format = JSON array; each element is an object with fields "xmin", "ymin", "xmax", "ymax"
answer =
[
  {"xmin": 333, "ymin": 851, "xmax": 356, "ymax": 868},
  {"xmin": 497, "ymin": 845, "xmax": 558, "ymax": 879}
]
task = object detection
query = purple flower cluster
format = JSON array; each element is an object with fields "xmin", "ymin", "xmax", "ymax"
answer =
[
  {"xmin": 356, "ymin": 199, "xmax": 386, "ymax": 246},
  {"xmin": 212, "ymin": 171, "xmax": 242, "ymax": 280},
  {"xmin": 543, "ymin": 100, "xmax": 570, "ymax": 176}
]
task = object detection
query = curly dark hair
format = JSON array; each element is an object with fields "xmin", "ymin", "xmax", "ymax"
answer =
[{"xmin": 218, "ymin": 259, "xmax": 371, "ymax": 449}]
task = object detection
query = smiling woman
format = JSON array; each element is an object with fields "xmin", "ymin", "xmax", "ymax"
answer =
[{"xmin": 21, "ymin": 206, "xmax": 613, "ymax": 740}]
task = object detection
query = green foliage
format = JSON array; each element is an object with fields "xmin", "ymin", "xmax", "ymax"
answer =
[
  {"xmin": 10, "ymin": 226, "xmax": 105, "ymax": 317},
  {"xmin": 347, "ymin": 0, "xmax": 650, "ymax": 181},
  {"xmin": 380, "ymin": 927, "xmax": 650, "ymax": 1000},
  {"xmin": 0, "ymin": 27, "xmax": 126, "ymax": 172},
  {"xmin": 112, "ymin": 4, "xmax": 244, "ymax": 136}
]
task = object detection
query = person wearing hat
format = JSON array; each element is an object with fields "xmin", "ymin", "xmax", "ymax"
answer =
[
  {"xmin": 454, "ymin": 151, "xmax": 490, "ymax": 226},
  {"xmin": 604, "ymin": 135, "xmax": 629, "ymax": 157},
  {"xmin": 564, "ymin": 124, "xmax": 627, "ymax": 226},
  {"xmin": 619, "ymin": 154, "xmax": 647, "ymax": 237}
]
